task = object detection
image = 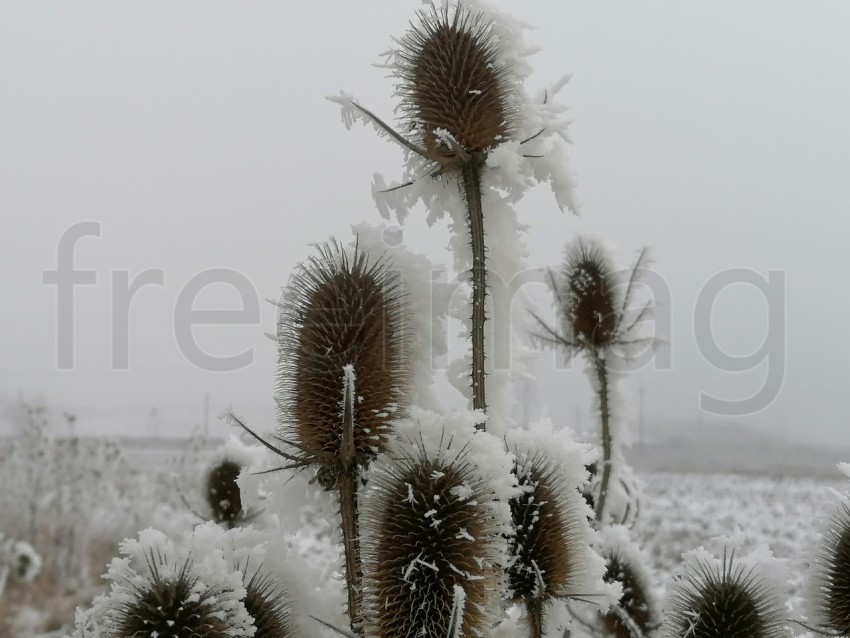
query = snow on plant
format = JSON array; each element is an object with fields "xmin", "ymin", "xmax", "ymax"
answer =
[
  {"xmin": 348, "ymin": 223, "xmax": 453, "ymax": 412},
  {"xmin": 593, "ymin": 525, "xmax": 660, "ymax": 638},
  {"xmin": 330, "ymin": 0, "xmax": 579, "ymax": 432},
  {"xmin": 663, "ymin": 535, "xmax": 790, "ymax": 638},
  {"xmin": 72, "ymin": 523, "xmax": 321, "ymax": 638},
  {"xmin": 503, "ymin": 420, "xmax": 606, "ymax": 638},
  {"xmin": 358, "ymin": 408, "xmax": 517, "ymax": 637},
  {"xmin": 72, "ymin": 527, "xmax": 255, "ymax": 638}
]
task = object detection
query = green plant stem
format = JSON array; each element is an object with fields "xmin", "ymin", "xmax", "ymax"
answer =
[
  {"xmin": 593, "ymin": 351, "xmax": 612, "ymax": 524},
  {"xmin": 340, "ymin": 374, "xmax": 364, "ymax": 636},
  {"xmin": 526, "ymin": 598, "xmax": 545, "ymax": 638},
  {"xmin": 462, "ymin": 158, "xmax": 488, "ymax": 422}
]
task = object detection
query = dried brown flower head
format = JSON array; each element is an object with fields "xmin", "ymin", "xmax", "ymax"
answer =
[
  {"xmin": 664, "ymin": 551, "xmax": 787, "ymax": 638},
  {"xmin": 601, "ymin": 549, "xmax": 658, "ymax": 638},
  {"xmin": 115, "ymin": 559, "xmax": 232, "ymax": 638},
  {"xmin": 206, "ymin": 458, "xmax": 243, "ymax": 528},
  {"xmin": 396, "ymin": 3, "xmax": 516, "ymax": 168},
  {"xmin": 276, "ymin": 241, "xmax": 410, "ymax": 488},
  {"xmin": 507, "ymin": 450, "xmax": 588, "ymax": 621},
  {"xmin": 361, "ymin": 443, "xmax": 503, "ymax": 637},
  {"xmin": 243, "ymin": 569, "xmax": 297, "ymax": 638}
]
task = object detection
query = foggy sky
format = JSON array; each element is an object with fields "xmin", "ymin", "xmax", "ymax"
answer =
[{"xmin": 2, "ymin": 2, "xmax": 850, "ymax": 445}]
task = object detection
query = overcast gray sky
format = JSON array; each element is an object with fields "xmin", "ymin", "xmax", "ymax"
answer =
[{"xmin": 2, "ymin": 2, "xmax": 850, "ymax": 445}]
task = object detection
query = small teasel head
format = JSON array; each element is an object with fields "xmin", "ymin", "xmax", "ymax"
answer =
[
  {"xmin": 598, "ymin": 527, "xmax": 660, "ymax": 638},
  {"xmin": 8, "ymin": 540, "xmax": 42, "ymax": 584},
  {"xmin": 277, "ymin": 240, "xmax": 410, "ymax": 489},
  {"xmin": 562, "ymin": 238, "xmax": 619, "ymax": 350},
  {"xmin": 114, "ymin": 558, "xmax": 234, "ymax": 638},
  {"xmin": 361, "ymin": 440, "xmax": 504, "ymax": 637},
  {"xmin": 507, "ymin": 449, "xmax": 588, "ymax": 607},
  {"xmin": 808, "ymin": 499, "xmax": 850, "ymax": 634},
  {"xmin": 243, "ymin": 568, "xmax": 297, "ymax": 638},
  {"xmin": 206, "ymin": 457, "xmax": 244, "ymax": 528},
  {"xmin": 395, "ymin": 2, "xmax": 517, "ymax": 168},
  {"xmin": 664, "ymin": 549, "xmax": 787, "ymax": 638}
]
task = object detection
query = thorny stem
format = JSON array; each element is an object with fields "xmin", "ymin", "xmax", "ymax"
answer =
[
  {"xmin": 593, "ymin": 350, "xmax": 612, "ymax": 525},
  {"xmin": 339, "ymin": 370, "xmax": 364, "ymax": 636},
  {"xmin": 463, "ymin": 158, "xmax": 488, "ymax": 422},
  {"xmin": 526, "ymin": 598, "xmax": 545, "ymax": 638}
]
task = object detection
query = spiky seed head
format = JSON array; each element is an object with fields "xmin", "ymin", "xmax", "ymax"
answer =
[
  {"xmin": 664, "ymin": 552, "xmax": 787, "ymax": 638},
  {"xmin": 560, "ymin": 238, "xmax": 619, "ymax": 350},
  {"xmin": 395, "ymin": 3, "xmax": 516, "ymax": 166},
  {"xmin": 277, "ymin": 241, "xmax": 410, "ymax": 489},
  {"xmin": 507, "ymin": 450, "xmax": 588, "ymax": 607},
  {"xmin": 115, "ymin": 559, "xmax": 232, "ymax": 638},
  {"xmin": 206, "ymin": 458, "xmax": 244, "ymax": 528},
  {"xmin": 243, "ymin": 570, "xmax": 297, "ymax": 638},
  {"xmin": 601, "ymin": 551, "xmax": 658, "ymax": 638},
  {"xmin": 361, "ymin": 443, "xmax": 503, "ymax": 637},
  {"xmin": 809, "ymin": 500, "xmax": 850, "ymax": 633}
]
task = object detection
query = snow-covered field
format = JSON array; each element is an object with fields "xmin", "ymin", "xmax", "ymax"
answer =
[{"xmin": 1, "ymin": 427, "xmax": 846, "ymax": 638}]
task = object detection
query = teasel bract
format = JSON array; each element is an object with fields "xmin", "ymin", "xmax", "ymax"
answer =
[
  {"xmin": 264, "ymin": 240, "xmax": 410, "ymax": 634},
  {"xmin": 532, "ymin": 237, "xmax": 651, "ymax": 524},
  {"xmin": 206, "ymin": 457, "xmax": 244, "ymax": 529},
  {"xmin": 345, "ymin": 3, "xmax": 520, "ymax": 421},
  {"xmin": 664, "ymin": 549, "xmax": 787, "ymax": 638},
  {"xmin": 507, "ymin": 448, "xmax": 590, "ymax": 638},
  {"xmin": 807, "ymin": 499, "xmax": 850, "ymax": 635},
  {"xmin": 360, "ymin": 439, "xmax": 505, "ymax": 638}
]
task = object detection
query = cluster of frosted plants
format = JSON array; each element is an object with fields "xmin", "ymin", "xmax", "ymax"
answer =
[{"xmin": 67, "ymin": 2, "xmax": 850, "ymax": 638}]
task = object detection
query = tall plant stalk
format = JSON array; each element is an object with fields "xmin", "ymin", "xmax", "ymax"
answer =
[
  {"xmin": 593, "ymin": 352, "xmax": 612, "ymax": 523},
  {"xmin": 463, "ymin": 159, "xmax": 488, "ymax": 415}
]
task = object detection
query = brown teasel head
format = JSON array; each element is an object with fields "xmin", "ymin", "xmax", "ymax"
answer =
[
  {"xmin": 277, "ymin": 241, "xmax": 410, "ymax": 489},
  {"xmin": 115, "ymin": 559, "xmax": 232, "ymax": 638},
  {"xmin": 361, "ymin": 442, "xmax": 503, "ymax": 637},
  {"xmin": 811, "ymin": 500, "xmax": 850, "ymax": 634},
  {"xmin": 395, "ymin": 3, "xmax": 517, "ymax": 167},
  {"xmin": 601, "ymin": 551, "xmax": 658, "ymax": 638},
  {"xmin": 507, "ymin": 449, "xmax": 588, "ymax": 606},
  {"xmin": 561, "ymin": 238, "xmax": 619, "ymax": 350},
  {"xmin": 243, "ymin": 569, "xmax": 297, "ymax": 638},
  {"xmin": 664, "ymin": 551, "xmax": 787, "ymax": 638},
  {"xmin": 205, "ymin": 458, "xmax": 244, "ymax": 528}
]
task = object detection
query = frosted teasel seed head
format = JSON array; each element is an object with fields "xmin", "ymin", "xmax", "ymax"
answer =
[
  {"xmin": 361, "ymin": 440, "xmax": 504, "ymax": 638},
  {"xmin": 243, "ymin": 569, "xmax": 298, "ymax": 638},
  {"xmin": 507, "ymin": 449, "xmax": 589, "ymax": 607},
  {"xmin": 807, "ymin": 499, "xmax": 850, "ymax": 634},
  {"xmin": 532, "ymin": 236, "xmax": 653, "ymax": 357},
  {"xmin": 115, "ymin": 559, "xmax": 232, "ymax": 638},
  {"xmin": 74, "ymin": 528, "xmax": 254, "ymax": 638},
  {"xmin": 206, "ymin": 458, "xmax": 244, "ymax": 529},
  {"xmin": 276, "ymin": 240, "xmax": 411, "ymax": 489},
  {"xmin": 394, "ymin": 2, "xmax": 518, "ymax": 170},
  {"xmin": 596, "ymin": 527, "xmax": 660, "ymax": 638},
  {"xmin": 664, "ymin": 549, "xmax": 787, "ymax": 638}
]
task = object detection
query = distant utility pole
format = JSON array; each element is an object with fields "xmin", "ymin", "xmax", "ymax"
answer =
[
  {"xmin": 203, "ymin": 392, "xmax": 210, "ymax": 438},
  {"xmin": 638, "ymin": 383, "xmax": 645, "ymax": 449}
]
